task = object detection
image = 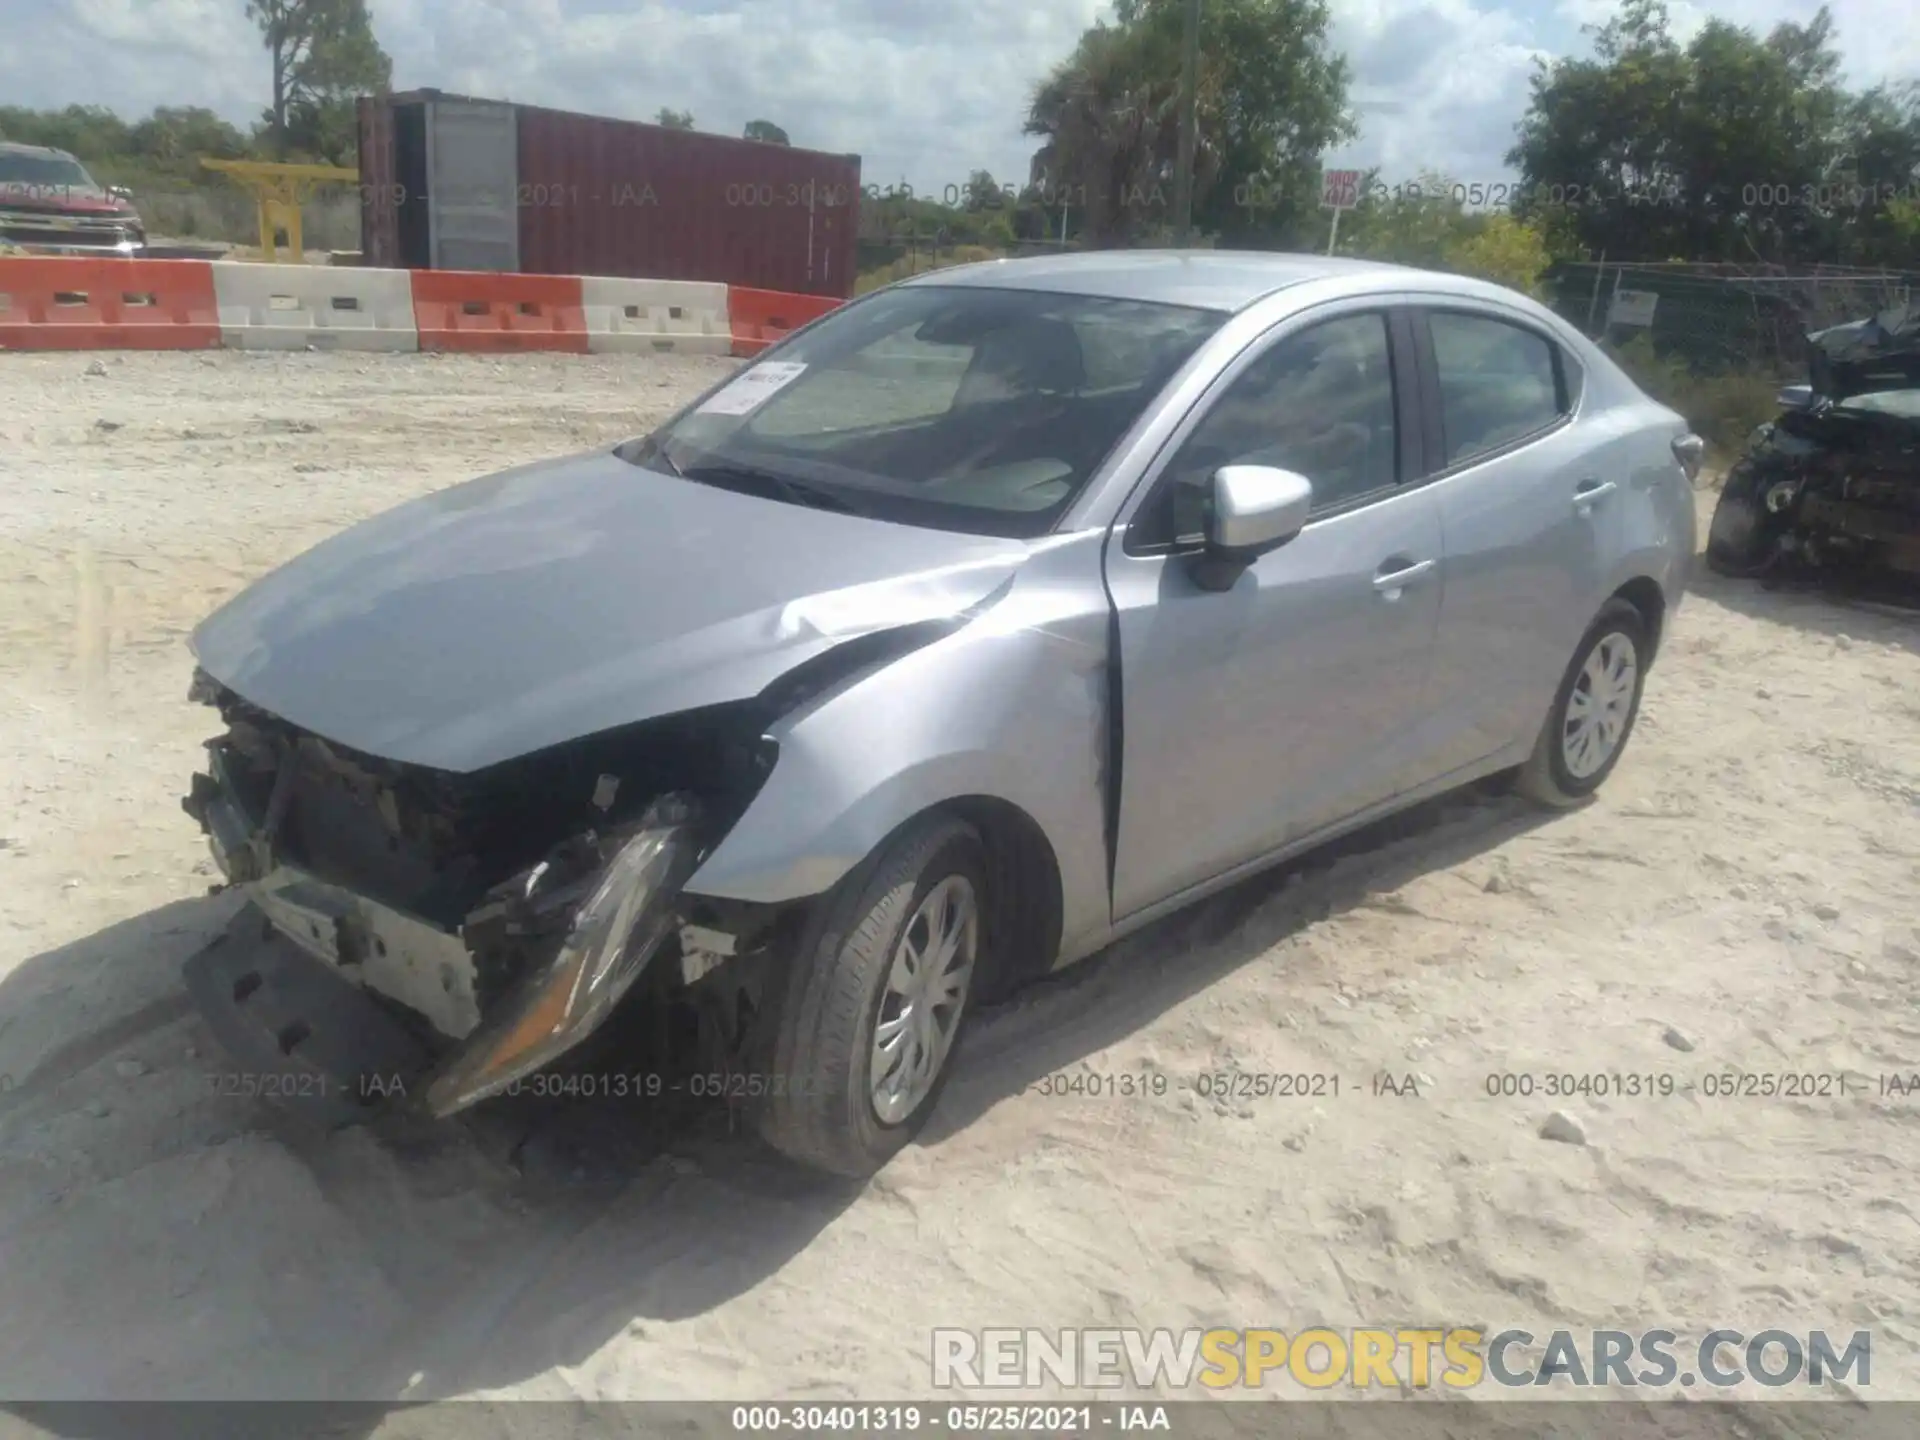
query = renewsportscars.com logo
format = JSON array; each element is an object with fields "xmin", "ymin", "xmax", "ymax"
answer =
[{"xmin": 931, "ymin": 1327, "xmax": 1872, "ymax": 1392}]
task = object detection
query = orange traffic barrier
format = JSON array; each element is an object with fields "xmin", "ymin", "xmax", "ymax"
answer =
[
  {"xmin": 0, "ymin": 257, "xmax": 220, "ymax": 350},
  {"xmin": 728, "ymin": 285, "xmax": 842, "ymax": 357},
  {"xmin": 409, "ymin": 270, "xmax": 588, "ymax": 353}
]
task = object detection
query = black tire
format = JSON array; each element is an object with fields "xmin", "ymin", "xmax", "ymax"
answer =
[
  {"xmin": 754, "ymin": 813, "xmax": 986, "ymax": 1178},
  {"xmin": 1705, "ymin": 458, "xmax": 1778, "ymax": 577},
  {"xmin": 1517, "ymin": 598, "xmax": 1651, "ymax": 809}
]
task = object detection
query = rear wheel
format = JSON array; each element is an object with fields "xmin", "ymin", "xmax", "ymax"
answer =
[
  {"xmin": 754, "ymin": 814, "xmax": 985, "ymax": 1178},
  {"xmin": 1517, "ymin": 598, "xmax": 1650, "ymax": 808}
]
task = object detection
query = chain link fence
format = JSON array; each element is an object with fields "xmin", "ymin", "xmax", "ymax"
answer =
[
  {"xmin": 1541, "ymin": 261, "xmax": 1920, "ymax": 457},
  {"xmin": 1545, "ymin": 260, "xmax": 1920, "ymax": 370}
]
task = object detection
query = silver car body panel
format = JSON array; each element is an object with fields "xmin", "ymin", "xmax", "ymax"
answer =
[
  {"xmin": 1395, "ymin": 286, "xmax": 1695, "ymax": 776},
  {"xmin": 683, "ymin": 531, "xmax": 1117, "ymax": 961},
  {"xmin": 1098, "ymin": 290, "xmax": 1445, "ymax": 917},
  {"xmin": 188, "ymin": 451, "xmax": 1028, "ymax": 773},
  {"xmin": 189, "ymin": 253, "xmax": 1695, "ymax": 988},
  {"xmin": 900, "ymin": 249, "xmax": 1415, "ymax": 311},
  {"xmin": 692, "ymin": 267, "xmax": 1692, "ymax": 947},
  {"xmin": 1105, "ymin": 480, "xmax": 1447, "ymax": 918}
]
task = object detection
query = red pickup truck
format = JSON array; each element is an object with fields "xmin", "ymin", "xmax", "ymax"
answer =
[{"xmin": 0, "ymin": 141, "xmax": 147, "ymax": 256}]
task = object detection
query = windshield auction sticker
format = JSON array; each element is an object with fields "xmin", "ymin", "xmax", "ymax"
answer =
[{"xmin": 696, "ymin": 361, "xmax": 807, "ymax": 416}]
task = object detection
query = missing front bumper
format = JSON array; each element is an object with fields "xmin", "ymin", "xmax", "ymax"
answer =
[
  {"xmin": 181, "ymin": 747, "xmax": 705, "ymax": 1125},
  {"xmin": 183, "ymin": 907, "xmax": 436, "ymax": 1128}
]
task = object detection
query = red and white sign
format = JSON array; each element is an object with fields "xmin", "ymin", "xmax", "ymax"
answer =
[{"xmin": 1321, "ymin": 170, "xmax": 1362, "ymax": 210}]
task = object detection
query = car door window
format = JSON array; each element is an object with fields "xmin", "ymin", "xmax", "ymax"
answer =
[
  {"xmin": 1133, "ymin": 312, "xmax": 1398, "ymax": 548},
  {"xmin": 1428, "ymin": 311, "xmax": 1564, "ymax": 466}
]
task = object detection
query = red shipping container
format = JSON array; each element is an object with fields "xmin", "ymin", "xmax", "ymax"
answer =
[
  {"xmin": 358, "ymin": 91, "xmax": 861, "ymax": 299},
  {"xmin": 355, "ymin": 96, "xmax": 400, "ymax": 270},
  {"xmin": 518, "ymin": 105, "xmax": 860, "ymax": 299}
]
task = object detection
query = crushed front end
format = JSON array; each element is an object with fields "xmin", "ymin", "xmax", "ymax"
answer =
[
  {"xmin": 1707, "ymin": 302, "xmax": 1920, "ymax": 592},
  {"xmin": 178, "ymin": 670, "xmax": 782, "ymax": 1126}
]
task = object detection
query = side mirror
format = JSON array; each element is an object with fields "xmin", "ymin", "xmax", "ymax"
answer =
[
  {"xmin": 1775, "ymin": 384, "xmax": 1813, "ymax": 412},
  {"xmin": 108, "ymin": 185, "xmax": 133, "ymax": 202},
  {"xmin": 1188, "ymin": 465, "xmax": 1313, "ymax": 591}
]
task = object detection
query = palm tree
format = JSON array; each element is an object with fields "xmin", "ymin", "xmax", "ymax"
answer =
[{"xmin": 1025, "ymin": 24, "xmax": 1216, "ymax": 246}]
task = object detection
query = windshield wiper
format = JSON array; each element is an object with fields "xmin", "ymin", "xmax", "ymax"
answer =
[
  {"xmin": 616, "ymin": 435, "xmax": 685, "ymax": 475},
  {"xmin": 680, "ymin": 461, "xmax": 868, "ymax": 516}
]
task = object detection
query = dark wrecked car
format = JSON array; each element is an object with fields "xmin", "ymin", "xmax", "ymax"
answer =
[
  {"xmin": 180, "ymin": 253, "xmax": 1698, "ymax": 1177},
  {"xmin": 1706, "ymin": 301, "xmax": 1920, "ymax": 588}
]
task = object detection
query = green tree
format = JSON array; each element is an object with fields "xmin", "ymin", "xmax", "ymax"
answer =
[
  {"xmin": 0, "ymin": 105, "xmax": 134, "ymax": 160},
  {"xmin": 1830, "ymin": 82, "xmax": 1920, "ymax": 266},
  {"xmin": 1443, "ymin": 212, "xmax": 1556, "ymax": 295},
  {"xmin": 743, "ymin": 119, "xmax": 789, "ymax": 144},
  {"xmin": 1334, "ymin": 170, "xmax": 1468, "ymax": 268},
  {"xmin": 656, "ymin": 108, "xmax": 695, "ymax": 131},
  {"xmin": 128, "ymin": 107, "xmax": 250, "ymax": 167},
  {"xmin": 245, "ymin": 0, "xmax": 392, "ymax": 161},
  {"xmin": 1509, "ymin": 0, "xmax": 1918, "ymax": 266},
  {"xmin": 963, "ymin": 170, "xmax": 1005, "ymax": 210},
  {"xmin": 1025, "ymin": 22, "xmax": 1182, "ymax": 246},
  {"xmin": 1025, "ymin": 0, "xmax": 1354, "ymax": 248},
  {"xmin": 1331, "ymin": 170, "xmax": 1568, "ymax": 294}
]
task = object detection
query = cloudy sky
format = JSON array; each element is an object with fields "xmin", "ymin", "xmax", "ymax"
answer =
[{"xmin": 5, "ymin": 0, "xmax": 1917, "ymax": 196}]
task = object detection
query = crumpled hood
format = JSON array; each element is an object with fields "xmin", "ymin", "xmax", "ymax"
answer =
[
  {"xmin": 190, "ymin": 450, "xmax": 1030, "ymax": 773},
  {"xmin": 1808, "ymin": 301, "xmax": 1920, "ymax": 399}
]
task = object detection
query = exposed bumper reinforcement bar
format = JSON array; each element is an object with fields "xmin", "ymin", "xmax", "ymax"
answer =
[
  {"xmin": 181, "ymin": 746, "xmax": 704, "ymax": 1126},
  {"xmin": 182, "ymin": 906, "xmax": 436, "ymax": 1129}
]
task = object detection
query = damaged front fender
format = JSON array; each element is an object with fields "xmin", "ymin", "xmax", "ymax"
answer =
[{"xmin": 683, "ymin": 530, "xmax": 1116, "ymax": 967}]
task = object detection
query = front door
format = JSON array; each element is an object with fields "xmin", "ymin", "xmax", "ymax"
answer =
[{"xmin": 1105, "ymin": 306, "xmax": 1445, "ymax": 920}]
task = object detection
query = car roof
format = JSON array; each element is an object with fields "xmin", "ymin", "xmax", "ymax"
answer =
[
  {"xmin": 0, "ymin": 141, "xmax": 77, "ymax": 160},
  {"xmin": 898, "ymin": 249, "xmax": 1435, "ymax": 313}
]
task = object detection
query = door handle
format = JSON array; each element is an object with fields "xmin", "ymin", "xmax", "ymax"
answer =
[
  {"xmin": 1372, "ymin": 558, "xmax": 1435, "ymax": 597},
  {"xmin": 1573, "ymin": 478, "xmax": 1617, "ymax": 513}
]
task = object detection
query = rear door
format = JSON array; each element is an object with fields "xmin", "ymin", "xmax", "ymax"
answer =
[
  {"xmin": 1412, "ymin": 304, "xmax": 1612, "ymax": 774},
  {"xmin": 1104, "ymin": 303, "xmax": 1445, "ymax": 919}
]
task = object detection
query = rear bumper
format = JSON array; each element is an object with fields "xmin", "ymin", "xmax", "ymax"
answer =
[{"xmin": 183, "ymin": 906, "xmax": 436, "ymax": 1128}]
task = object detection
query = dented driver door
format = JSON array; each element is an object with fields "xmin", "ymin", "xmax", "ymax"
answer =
[{"xmin": 1103, "ymin": 304, "xmax": 1443, "ymax": 921}]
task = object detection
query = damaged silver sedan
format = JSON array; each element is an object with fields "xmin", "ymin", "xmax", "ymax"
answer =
[{"xmin": 181, "ymin": 252, "xmax": 1698, "ymax": 1176}]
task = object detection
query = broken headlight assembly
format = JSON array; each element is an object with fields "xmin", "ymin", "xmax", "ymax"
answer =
[
  {"xmin": 423, "ymin": 792, "xmax": 705, "ymax": 1115},
  {"xmin": 1764, "ymin": 476, "xmax": 1804, "ymax": 514}
]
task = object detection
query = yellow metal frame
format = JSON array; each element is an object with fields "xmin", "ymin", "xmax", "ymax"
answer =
[{"xmin": 200, "ymin": 159, "xmax": 360, "ymax": 263}]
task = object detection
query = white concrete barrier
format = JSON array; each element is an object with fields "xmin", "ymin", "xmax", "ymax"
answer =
[
  {"xmin": 212, "ymin": 263, "xmax": 419, "ymax": 351},
  {"xmin": 581, "ymin": 277, "xmax": 731, "ymax": 356}
]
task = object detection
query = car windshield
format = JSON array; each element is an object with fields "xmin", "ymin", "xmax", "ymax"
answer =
[
  {"xmin": 0, "ymin": 152, "xmax": 96, "ymax": 192},
  {"xmin": 622, "ymin": 284, "xmax": 1224, "ymax": 537}
]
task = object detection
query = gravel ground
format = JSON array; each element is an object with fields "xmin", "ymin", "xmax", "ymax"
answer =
[{"xmin": 1, "ymin": 350, "xmax": 1918, "ymax": 1429}]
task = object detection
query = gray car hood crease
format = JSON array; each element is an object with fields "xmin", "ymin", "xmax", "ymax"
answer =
[{"xmin": 189, "ymin": 450, "xmax": 1032, "ymax": 773}]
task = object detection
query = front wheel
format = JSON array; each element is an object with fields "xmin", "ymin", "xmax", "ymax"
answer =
[
  {"xmin": 1517, "ymin": 598, "xmax": 1650, "ymax": 808},
  {"xmin": 754, "ymin": 814, "xmax": 986, "ymax": 1178}
]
